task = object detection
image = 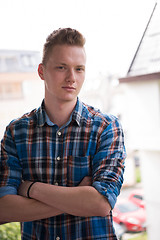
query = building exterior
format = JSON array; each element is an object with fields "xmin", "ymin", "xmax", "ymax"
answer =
[
  {"xmin": 119, "ymin": 3, "xmax": 160, "ymax": 240},
  {"xmin": 0, "ymin": 50, "xmax": 44, "ymax": 138}
]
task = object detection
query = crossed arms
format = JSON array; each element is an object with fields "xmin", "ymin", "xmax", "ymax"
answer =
[
  {"xmin": 0, "ymin": 176, "xmax": 111, "ymax": 223},
  {"xmin": 0, "ymin": 117, "xmax": 125, "ymax": 224}
]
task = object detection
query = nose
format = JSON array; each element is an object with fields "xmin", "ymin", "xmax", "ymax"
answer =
[{"xmin": 66, "ymin": 68, "xmax": 76, "ymax": 83}]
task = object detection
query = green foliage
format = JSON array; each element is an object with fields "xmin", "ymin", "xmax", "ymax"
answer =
[
  {"xmin": 0, "ymin": 222, "xmax": 21, "ymax": 240},
  {"xmin": 135, "ymin": 167, "xmax": 141, "ymax": 183},
  {"xmin": 130, "ymin": 232, "xmax": 147, "ymax": 240}
]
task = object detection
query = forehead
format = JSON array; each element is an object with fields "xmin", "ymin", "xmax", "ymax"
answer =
[{"xmin": 48, "ymin": 44, "xmax": 86, "ymax": 65}]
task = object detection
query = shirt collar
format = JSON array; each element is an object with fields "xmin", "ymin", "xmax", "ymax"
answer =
[
  {"xmin": 37, "ymin": 100, "xmax": 46, "ymax": 127},
  {"xmin": 72, "ymin": 98, "xmax": 83, "ymax": 126},
  {"xmin": 37, "ymin": 98, "xmax": 83, "ymax": 127}
]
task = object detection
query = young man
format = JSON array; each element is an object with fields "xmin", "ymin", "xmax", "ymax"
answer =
[{"xmin": 0, "ymin": 28, "xmax": 126, "ymax": 239}]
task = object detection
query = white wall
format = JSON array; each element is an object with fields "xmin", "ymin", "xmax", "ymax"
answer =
[
  {"xmin": 140, "ymin": 150, "xmax": 160, "ymax": 240},
  {"xmin": 118, "ymin": 79, "xmax": 160, "ymax": 240},
  {"xmin": 120, "ymin": 80, "xmax": 160, "ymax": 151}
]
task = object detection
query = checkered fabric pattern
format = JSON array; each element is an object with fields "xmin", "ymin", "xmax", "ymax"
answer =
[{"xmin": 0, "ymin": 98, "xmax": 126, "ymax": 240}]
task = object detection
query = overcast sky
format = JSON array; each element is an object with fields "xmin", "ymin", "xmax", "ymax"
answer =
[{"xmin": 0, "ymin": 0, "xmax": 157, "ymax": 77}]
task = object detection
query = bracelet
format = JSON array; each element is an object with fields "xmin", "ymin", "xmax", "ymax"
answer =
[{"xmin": 27, "ymin": 182, "xmax": 37, "ymax": 199}]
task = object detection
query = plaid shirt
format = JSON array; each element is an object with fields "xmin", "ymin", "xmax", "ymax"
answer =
[{"xmin": 0, "ymin": 98, "xmax": 126, "ymax": 240}]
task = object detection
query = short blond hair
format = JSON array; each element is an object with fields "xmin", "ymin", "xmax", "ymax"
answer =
[{"xmin": 42, "ymin": 28, "xmax": 86, "ymax": 65}]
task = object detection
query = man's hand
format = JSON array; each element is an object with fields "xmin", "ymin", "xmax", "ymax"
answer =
[{"xmin": 79, "ymin": 176, "xmax": 92, "ymax": 186}]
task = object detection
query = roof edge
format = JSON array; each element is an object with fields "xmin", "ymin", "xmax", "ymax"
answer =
[
  {"xmin": 127, "ymin": 3, "xmax": 157, "ymax": 75},
  {"xmin": 119, "ymin": 72, "xmax": 160, "ymax": 83}
]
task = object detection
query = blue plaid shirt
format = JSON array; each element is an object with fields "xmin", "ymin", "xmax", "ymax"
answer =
[{"xmin": 0, "ymin": 98, "xmax": 126, "ymax": 240}]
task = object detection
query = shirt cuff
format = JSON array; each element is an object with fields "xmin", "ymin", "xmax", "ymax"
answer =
[
  {"xmin": 0, "ymin": 186, "xmax": 17, "ymax": 198},
  {"xmin": 92, "ymin": 181, "xmax": 119, "ymax": 209}
]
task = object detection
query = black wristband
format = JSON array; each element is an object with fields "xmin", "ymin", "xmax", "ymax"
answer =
[{"xmin": 27, "ymin": 182, "xmax": 36, "ymax": 199}]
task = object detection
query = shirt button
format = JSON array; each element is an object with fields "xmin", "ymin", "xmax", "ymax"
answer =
[
  {"xmin": 56, "ymin": 237, "xmax": 60, "ymax": 240},
  {"xmin": 57, "ymin": 156, "xmax": 60, "ymax": 161},
  {"xmin": 57, "ymin": 131, "xmax": 61, "ymax": 136}
]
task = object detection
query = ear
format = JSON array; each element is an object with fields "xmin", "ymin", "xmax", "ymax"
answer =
[{"xmin": 38, "ymin": 63, "xmax": 45, "ymax": 80}]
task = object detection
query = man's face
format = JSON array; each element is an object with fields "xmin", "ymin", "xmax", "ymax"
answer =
[{"xmin": 39, "ymin": 44, "xmax": 86, "ymax": 105}]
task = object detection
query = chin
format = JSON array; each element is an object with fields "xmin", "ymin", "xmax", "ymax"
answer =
[
  {"xmin": 58, "ymin": 96, "xmax": 77, "ymax": 103},
  {"xmin": 62, "ymin": 94, "xmax": 77, "ymax": 101}
]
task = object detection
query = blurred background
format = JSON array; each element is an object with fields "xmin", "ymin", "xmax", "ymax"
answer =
[{"xmin": 0, "ymin": 0, "xmax": 160, "ymax": 239}]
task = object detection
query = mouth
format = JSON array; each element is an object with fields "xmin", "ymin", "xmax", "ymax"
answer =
[{"xmin": 62, "ymin": 86, "xmax": 76, "ymax": 91}]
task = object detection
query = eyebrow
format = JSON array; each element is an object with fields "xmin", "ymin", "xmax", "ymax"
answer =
[{"xmin": 56, "ymin": 62, "xmax": 85, "ymax": 68}]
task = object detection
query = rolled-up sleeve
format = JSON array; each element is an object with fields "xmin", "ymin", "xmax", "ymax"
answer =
[
  {"xmin": 92, "ymin": 117, "xmax": 126, "ymax": 209},
  {"xmin": 0, "ymin": 125, "xmax": 22, "ymax": 198}
]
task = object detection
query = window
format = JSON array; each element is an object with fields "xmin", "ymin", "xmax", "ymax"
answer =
[
  {"xmin": 21, "ymin": 55, "xmax": 37, "ymax": 68},
  {"xmin": 0, "ymin": 82, "xmax": 23, "ymax": 99},
  {"xmin": 0, "ymin": 57, "xmax": 18, "ymax": 72}
]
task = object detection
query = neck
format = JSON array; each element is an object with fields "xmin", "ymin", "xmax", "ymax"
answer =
[{"xmin": 44, "ymin": 97, "xmax": 77, "ymax": 127}]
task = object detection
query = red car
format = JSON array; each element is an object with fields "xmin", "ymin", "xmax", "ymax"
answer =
[
  {"xmin": 128, "ymin": 189, "xmax": 145, "ymax": 208},
  {"xmin": 113, "ymin": 199, "xmax": 146, "ymax": 232}
]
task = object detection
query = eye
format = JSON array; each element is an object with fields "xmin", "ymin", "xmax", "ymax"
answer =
[
  {"xmin": 57, "ymin": 66, "xmax": 65, "ymax": 70},
  {"xmin": 76, "ymin": 67, "xmax": 85, "ymax": 72}
]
